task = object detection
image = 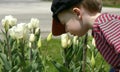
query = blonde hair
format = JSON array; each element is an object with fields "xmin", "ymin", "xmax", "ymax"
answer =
[
  {"xmin": 73, "ymin": 0, "xmax": 102, "ymax": 13},
  {"xmin": 81, "ymin": 0, "xmax": 102, "ymax": 13}
]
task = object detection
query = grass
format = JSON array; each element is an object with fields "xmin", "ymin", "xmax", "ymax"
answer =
[
  {"xmin": 41, "ymin": 38, "xmax": 62, "ymax": 72},
  {"xmin": 41, "ymin": 37, "xmax": 110, "ymax": 72},
  {"xmin": 103, "ymin": 4, "xmax": 120, "ymax": 8},
  {"xmin": 103, "ymin": 0, "xmax": 120, "ymax": 8}
]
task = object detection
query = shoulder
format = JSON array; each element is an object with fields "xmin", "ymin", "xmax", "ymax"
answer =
[
  {"xmin": 111, "ymin": 13, "xmax": 120, "ymax": 20},
  {"xmin": 92, "ymin": 13, "xmax": 120, "ymax": 38},
  {"xmin": 95, "ymin": 13, "xmax": 120, "ymax": 24},
  {"xmin": 92, "ymin": 13, "xmax": 120, "ymax": 35}
]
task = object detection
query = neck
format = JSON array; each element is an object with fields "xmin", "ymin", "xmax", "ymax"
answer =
[
  {"xmin": 89, "ymin": 13, "xmax": 101, "ymax": 28},
  {"xmin": 82, "ymin": 12, "xmax": 101, "ymax": 29}
]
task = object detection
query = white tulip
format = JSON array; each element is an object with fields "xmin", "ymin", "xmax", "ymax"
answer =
[
  {"xmin": 92, "ymin": 38, "xmax": 96, "ymax": 47},
  {"xmin": 1, "ymin": 19, "xmax": 9, "ymax": 31},
  {"xmin": 73, "ymin": 36, "xmax": 78, "ymax": 45},
  {"xmin": 35, "ymin": 28, "xmax": 40, "ymax": 35},
  {"xmin": 47, "ymin": 33, "xmax": 52, "ymax": 42},
  {"xmin": 1, "ymin": 19, "xmax": 6, "ymax": 27},
  {"xmin": 16, "ymin": 23, "xmax": 28, "ymax": 39},
  {"xmin": 61, "ymin": 33, "xmax": 69, "ymax": 48},
  {"xmin": 2, "ymin": 15, "xmax": 17, "ymax": 27},
  {"xmin": 6, "ymin": 15, "xmax": 17, "ymax": 27},
  {"xmin": 61, "ymin": 39, "xmax": 68, "ymax": 48},
  {"xmin": 10, "ymin": 18, "xmax": 17, "ymax": 26},
  {"xmin": 67, "ymin": 39, "xmax": 72, "ymax": 47},
  {"xmin": 9, "ymin": 23, "xmax": 28, "ymax": 39},
  {"xmin": 27, "ymin": 23, "xmax": 33, "ymax": 29},
  {"xmin": 8, "ymin": 26, "xmax": 16, "ymax": 39},
  {"xmin": 1, "ymin": 15, "xmax": 17, "ymax": 32},
  {"xmin": 28, "ymin": 18, "xmax": 39, "ymax": 29},
  {"xmin": 61, "ymin": 34, "xmax": 69, "ymax": 41},
  {"xmin": 29, "ymin": 33, "xmax": 35, "ymax": 42},
  {"xmin": 29, "ymin": 42, "xmax": 32, "ymax": 48}
]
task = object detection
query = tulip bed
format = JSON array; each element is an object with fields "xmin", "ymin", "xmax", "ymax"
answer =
[
  {"xmin": 0, "ymin": 15, "xmax": 109, "ymax": 72},
  {"xmin": 42, "ymin": 37, "xmax": 110, "ymax": 72}
]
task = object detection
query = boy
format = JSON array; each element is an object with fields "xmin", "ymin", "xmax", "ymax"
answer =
[{"xmin": 51, "ymin": 0, "xmax": 120, "ymax": 72}]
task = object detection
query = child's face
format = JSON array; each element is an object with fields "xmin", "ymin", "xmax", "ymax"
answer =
[{"xmin": 58, "ymin": 10, "xmax": 88, "ymax": 36}]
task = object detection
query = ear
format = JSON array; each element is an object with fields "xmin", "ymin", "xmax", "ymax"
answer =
[{"xmin": 73, "ymin": 7, "xmax": 82, "ymax": 19}]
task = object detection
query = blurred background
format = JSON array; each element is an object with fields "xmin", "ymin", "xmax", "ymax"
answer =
[
  {"xmin": 0, "ymin": 0, "xmax": 120, "ymax": 38},
  {"xmin": 0, "ymin": 0, "xmax": 52, "ymax": 38}
]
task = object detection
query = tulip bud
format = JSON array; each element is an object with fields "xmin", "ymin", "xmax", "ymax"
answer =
[
  {"xmin": 91, "ymin": 52, "xmax": 95, "ymax": 68},
  {"xmin": 29, "ymin": 34, "xmax": 35, "ymax": 42},
  {"xmin": 47, "ymin": 33, "xmax": 52, "ymax": 42},
  {"xmin": 92, "ymin": 38, "xmax": 96, "ymax": 47},
  {"xmin": 61, "ymin": 33, "xmax": 69, "ymax": 48},
  {"xmin": 87, "ymin": 45, "xmax": 90, "ymax": 49},
  {"xmin": 73, "ymin": 36, "xmax": 78, "ymax": 45},
  {"xmin": 37, "ymin": 37, "xmax": 42, "ymax": 48},
  {"xmin": 1, "ymin": 19, "xmax": 9, "ymax": 31},
  {"xmin": 35, "ymin": 28, "xmax": 40, "ymax": 35},
  {"xmin": 67, "ymin": 39, "xmax": 72, "ymax": 47},
  {"xmin": 29, "ymin": 42, "xmax": 32, "ymax": 48},
  {"xmin": 61, "ymin": 39, "xmax": 68, "ymax": 48}
]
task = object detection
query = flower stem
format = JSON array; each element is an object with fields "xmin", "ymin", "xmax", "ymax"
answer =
[
  {"xmin": 5, "ymin": 30, "xmax": 11, "ymax": 60},
  {"xmin": 30, "ymin": 48, "xmax": 32, "ymax": 62},
  {"xmin": 63, "ymin": 48, "xmax": 69, "ymax": 69},
  {"xmin": 30, "ymin": 43, "xmax": 33, "ymax": 62},
  {"xmin": 44, "ymin": 42, "xmax": 49, "ymax": 72},
  {"xmin": 22, "ymin": 40, "xmax": 25, "ymax": 60},
  {"xmin": 82, "ymin": 34, "xmax": 88, "ymax": 72}
]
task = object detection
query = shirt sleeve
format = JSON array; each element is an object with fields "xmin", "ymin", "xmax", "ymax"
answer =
[
  {"xmin": 112, "ymin": 14, "xmax": 120, "ymax": 20},
  {"xmin": 100, "ymin": 18, "xmax": 120, "ymax": 54}
]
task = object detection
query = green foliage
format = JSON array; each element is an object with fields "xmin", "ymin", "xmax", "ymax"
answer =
[
  {"xmin": 50, "ymin": 34, "xmax": 109, "ymax": 72},
  {"xmin": 0, "ymin": 16, "xmax": 45, "ymax": 72},
  {"xmin": 0, "ymin": 15, "xmax": 109, "ymax": 72},
  {"xmin": 0, "ymin": 31, "xmax": 44, "ymax": 72}
]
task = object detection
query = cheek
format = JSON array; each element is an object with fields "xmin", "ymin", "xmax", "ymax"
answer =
[
  {"xmin": 66, "ymin": 20, "xmax": 88, "ymax": 36},
  {"xmin": 66, "ymin": 21, "xmax": 81, "ymax": 33}
]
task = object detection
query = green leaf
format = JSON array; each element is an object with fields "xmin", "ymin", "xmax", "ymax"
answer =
[
  {"xmin": 32, "ymin": 62, "xmax": 38, "ymax": 70},
  {"xmin": 73, "ymin": 66, "xmax": 81, "ymax": 72},
  {"xmin": 65, "ymin": 45, "xmax": 75, "ymax": 65},
  {"xmin": 10, "ymin": 65, "xmax": 19, "ymax": 72},
  {"xmin": 0, "ymin": 63, "xmax": 3, "ymax": 72},
  {"xmin": 51, "ymin": 60, "xmax": 71, "ymax": 72},
  {"xmin": 0, "ymin": 53, "xmax": 11, "ymax": 70},
  {"xmin": 23, "ymin": 62, "xmax": 32, "ymax": 72}
]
